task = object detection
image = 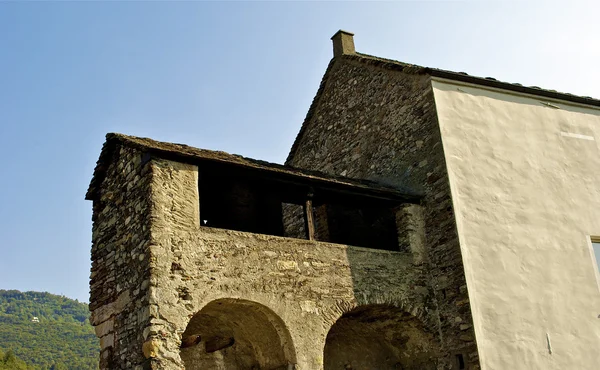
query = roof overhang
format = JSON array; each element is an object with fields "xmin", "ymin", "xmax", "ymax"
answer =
[{"xmin": 86, "ymin": 133, "xmax": 422, "ymax": 205}]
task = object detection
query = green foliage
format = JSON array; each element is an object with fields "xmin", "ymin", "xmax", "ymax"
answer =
[
  {"xmin": 0, "ymin": 290, "xmax": 99, "ymax": 369},
  {"xmin": 0, "ymin": 348, "xmax": 34, "ymax": 369}
]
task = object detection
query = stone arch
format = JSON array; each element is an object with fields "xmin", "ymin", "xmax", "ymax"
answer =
[
  {"xmin": 323, "ymin": 304, "xmax": 440, "ymax": 370},
  {"xmin": 180, "ymin": 298, "xmax": 296, "ymax": 370}
]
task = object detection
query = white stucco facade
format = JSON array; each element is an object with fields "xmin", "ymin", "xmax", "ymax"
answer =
[{"xmin": 432, "ymin": 79, "xmax": 600, "ymax": 370}]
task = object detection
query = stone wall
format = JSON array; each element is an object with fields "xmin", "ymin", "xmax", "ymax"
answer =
[
  {"xmin": 88, "ymin": 78, "xmax": 482, "ymax": 368},
  {"xmin": 89, "ymin": 151, "xmax": 444, "ymax": 369},
  {"xmin": 286, "ymin": 55, "xmax": 480, "ymax": 368},
  {"xmin": 89, "ymin": 145, "xmax": 153, "ymax": 369},
  {"xmin": 144, "ymin": 158, "xmax": 439, "ymax": 369},
  {"xmin": 142, "ymin": 158, "xmax": 201, "ymax": 369},
  {"xmin": 150, "ymin": 226, "xmax": 437, "ymax": 369}
]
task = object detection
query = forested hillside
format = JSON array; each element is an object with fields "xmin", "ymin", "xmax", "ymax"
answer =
[
  {"xmin": 0, "ymin": 290, "xmax": 98, "ymax": 369},
  {"xmin": 0, "ymin": 348, "xmax": 33, "ymax": 370}
]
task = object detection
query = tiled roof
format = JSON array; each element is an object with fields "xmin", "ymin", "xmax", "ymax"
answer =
[
  {"xmin": 354, "ymin": 52, "xmax": 600, "ymax": 107},
  {"xmin": 86, "ymin": 133, "xmax": 422, "ymax": 202}
]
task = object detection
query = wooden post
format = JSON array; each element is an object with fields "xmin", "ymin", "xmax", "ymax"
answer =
[{"xmin": 304, "ymin": 199, "xmax": 316, "ymax": 241}]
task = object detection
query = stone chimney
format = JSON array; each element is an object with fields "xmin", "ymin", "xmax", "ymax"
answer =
[{"xmin": 331, "ymin": 30, "xmax": 355, "ymax": 57}]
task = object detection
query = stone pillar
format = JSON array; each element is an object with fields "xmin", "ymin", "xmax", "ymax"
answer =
[
  {"xmin": 145, "ymin": 158, "xmax": 201, "ymax": 369},
  {"xmin": 395, "ymin": 204, "xmax": 426, "ymax": 264},
  {"xmin": 150, "ymin": 159, "xmax": 200, "ymax": 232}
]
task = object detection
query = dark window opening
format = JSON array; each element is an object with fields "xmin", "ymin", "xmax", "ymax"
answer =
[
  {"xmin": 200, "ymin": 170, "xmax": 284, "ymax": 236},
  {"xmin": 456, "ymin": 354, "xmax": 465, "ymax": 369},
  {"xmin": 323, "ymin": 203, "xmax": 398, "ymax": 251},
  {"xmin": 198, "ymin": 162, "xmax": 414, "ymax": 251}
]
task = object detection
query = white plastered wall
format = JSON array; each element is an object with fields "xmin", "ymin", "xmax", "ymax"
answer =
[{"xmin": 432, "ymin": 79, "xmax": 600, "ymax": 370}]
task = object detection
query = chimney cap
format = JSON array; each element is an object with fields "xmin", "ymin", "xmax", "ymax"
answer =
[
  {"xmin": 331, "ymin": 30, "xmax": 355, "ymax": 57},
  {"xmin": 330, "ymin": 29, "xmax": 355, "ymax": 39}
]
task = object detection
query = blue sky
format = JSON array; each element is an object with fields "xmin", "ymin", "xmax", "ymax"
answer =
[{"xmin": 1, "ymin": 1, "xmax": 599, "ymax": 302}]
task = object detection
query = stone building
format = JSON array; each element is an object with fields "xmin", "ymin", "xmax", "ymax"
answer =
[{"xmin": 86, "ymin": 31, "xmax": 600, "ymax": 370}]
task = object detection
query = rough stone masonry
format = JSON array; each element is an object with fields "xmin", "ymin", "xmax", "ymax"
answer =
[{"xmin": 86, "ymin": 31, "xmax": 483, "ymax": 369}]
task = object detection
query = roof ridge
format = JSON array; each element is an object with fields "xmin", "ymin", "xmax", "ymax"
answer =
[{"xmin": 350, "ymin": 52, "xmax": 600, "ymax": 105}]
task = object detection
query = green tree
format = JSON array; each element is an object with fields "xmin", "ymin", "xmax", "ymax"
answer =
[{"xmin": 0, "ymin": 348, "xmax": 31, "ymax": 370}]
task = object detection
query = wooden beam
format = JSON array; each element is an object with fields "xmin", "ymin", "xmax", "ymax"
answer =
[
  {"xmin": 180, "ymin": 334, "xmax": 201, "ymax": 349},
  {"xmin": 304, "ymin": 199, "xmax": 316, "ymax": 241},
  {"xmin": 205, "ymin": 336, "xmax": 235, "ymax": 353}
]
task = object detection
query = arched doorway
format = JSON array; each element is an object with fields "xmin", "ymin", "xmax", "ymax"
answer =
[
  {"xmin": 180, "ymin": 299, "xmax": 296, "ymax": 370},
  {"xmin": 324, "ymin": 305, "xmax": 439, "ymax": 370}
]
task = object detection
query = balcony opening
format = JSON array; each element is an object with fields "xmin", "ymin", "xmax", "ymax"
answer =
[
  {"xmin": 323, "ymin": 203, "xmax": 398, "ymax": 251},
  {"xmin": 197, "ymin": 161, "xmax": 420, "ymax": 251},
  {"xmin": 199, "ymin": 169, "xmax": 285, "ymax": 236}
]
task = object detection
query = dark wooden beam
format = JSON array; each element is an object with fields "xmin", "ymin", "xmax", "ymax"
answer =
[
  {"xmin": 205, "ymin": 336, "xmax": 235, "ymax": 353},
  {"xmin": 180, "ymin": 334, "xmax": 202, "ymax": 349},
  {"xmin": 304, "ymin": 199, "xmax": 316, "ymax": 241}
]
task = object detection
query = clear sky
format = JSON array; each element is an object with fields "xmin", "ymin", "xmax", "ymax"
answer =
[{"xmin": 1, "ymin": 1, "xmax": 599, "ymax": 303}]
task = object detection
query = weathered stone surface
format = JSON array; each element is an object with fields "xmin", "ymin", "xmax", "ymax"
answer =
[
  {"xmin": 87, "ymin": 40, "xmax": 482, "ymax": 370},
  {"xmin": 142, "ymin": 338, "xmax": 161, "ymax": 359},
  {"xmin": 87, "ymin": 30, "xmax": 600, "ymax": 370},
  {"xmin": 100, "ymin": 333, "xmax": 114, "ymax": 349},
  {"xmin": 286, "ymin": 55, "xmax": 479, "ymax": 368},
  {"xmin": 89, "ymin": 150, "xmax": 442, "ymax": 369},
  {"xmin": 89, "ymin": 144, "xmax": 153, "ymax": 369},
  {"xmin": 94, "ymin": 318, "xmax": 114, "ymax": 338},
  {"xmin": 396, "ymin": 203, "xmax": 427, "ymax": 264}
]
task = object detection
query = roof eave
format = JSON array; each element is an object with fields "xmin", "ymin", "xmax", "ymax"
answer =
[
  {"xmin": 86, "ymin": 133, "xmax": 422, "ymax": 203},
  {"xmin": 428, "ymin": 69, "xmax": 600, "ymax": 108},
  {"xmin": 350, "ymin": 52, "xmax": 600, "ymax": 107}
]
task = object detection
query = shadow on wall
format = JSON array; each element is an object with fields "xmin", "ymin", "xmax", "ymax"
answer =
[
  {"xmin": 314, "ymin": 203, "xmax": 442, "ymax": 369},
  {"xmin": 321, "ymin": 238, "xmax": 442, "ymax": 370},
  {"xmin": 281, "ymin": 200, "xmax": 442, "ymax": 369},
  {"xmin": 323, "ymin": 305, "xmax": 439, "ymax": 370},
  {"xmin": 184, "ymin": 161, "xmax": 442, "ymax": 369},
  {"xmin": 180, "ymin": 299, "xmax": 296, "ymax": 370}
]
